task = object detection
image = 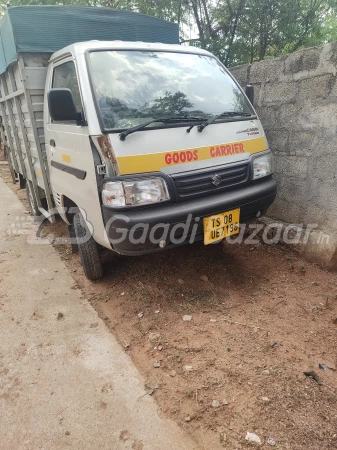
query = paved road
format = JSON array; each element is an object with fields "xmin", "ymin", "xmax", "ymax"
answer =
[{"xmin": 0, "ymin": 178, "xmax": 197, "ymax": 450}]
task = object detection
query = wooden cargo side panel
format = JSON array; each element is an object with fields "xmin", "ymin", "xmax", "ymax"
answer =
[
  {"xmin": 18, "ymin": 55, "xmax": 54, "ymax": 218},
  {"xmin": 2, "ymin": 71, "xmax": 26, "ymax": 179},
  {"xmin": 0, "ymin": 76, "xmax": 20, "ymax": 177},
  {"xmin": 7, "ymin": 69, "xmax": 32, "ymax": 181},
  {"xmin": 0, "ymin": 54, "xmax": 54, "ymax": 220}
]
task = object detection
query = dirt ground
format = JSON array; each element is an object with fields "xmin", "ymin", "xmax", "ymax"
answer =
[{"xmin": 1, "ymin": 164, "xmax": 337, "ymax": 450}]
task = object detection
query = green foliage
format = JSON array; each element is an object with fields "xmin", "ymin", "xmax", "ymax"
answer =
[
  {"xmin": 185, "ymin": 0, "xmax": 337, "ymax": 66},
  {"xmin": 1, "ymin": 0, "xmax": 336, "ymax": 65}
]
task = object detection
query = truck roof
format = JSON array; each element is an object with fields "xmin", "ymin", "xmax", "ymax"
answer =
[
  {"xmin": 50, "ymin": 40, "xmax": 212, "ymax": 62},
  {"xmin": 0, "ymin": 5, "xmax": 179, "ymax": 75}
]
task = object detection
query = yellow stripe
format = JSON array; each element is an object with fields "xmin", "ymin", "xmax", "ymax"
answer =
[
  {"xmin": 117, "ymin": 136, "xmax": 267, "ymax": 175},
  {"xmin": 37, "ymin": 170, "xmax": 42, "ymax": 177},
  {"xmin": 62, "ymin": 154, "xmax": 71, "ymax": 163}
]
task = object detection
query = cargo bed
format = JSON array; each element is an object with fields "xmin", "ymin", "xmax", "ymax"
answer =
[{"xmin": 0, "ymin": 54, "xmax": 53, "ymax": 219}]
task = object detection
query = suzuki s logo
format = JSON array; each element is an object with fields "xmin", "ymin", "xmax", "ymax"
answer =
[{"xmin": 211, "ymin": 173, "xmax": 221, "ymax": 186}]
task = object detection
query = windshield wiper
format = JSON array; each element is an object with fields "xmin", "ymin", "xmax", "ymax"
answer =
[
  {"xmin": 195, "ymin": 111, "xmax": 252, "ymax": 133},
  {"xmin": 119, "ymin": 116, "xmax": 206, "ymax": 140}
]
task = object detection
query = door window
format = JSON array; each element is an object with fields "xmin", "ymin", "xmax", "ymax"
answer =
[{"xmin": 52, "ymin": 61, "xmax": 82, "ymax": 123}]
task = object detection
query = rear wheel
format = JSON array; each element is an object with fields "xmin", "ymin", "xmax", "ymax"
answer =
[
  {"xmin": 73, "ymin": 212, "xmax": 103, "ymax": 281},
  {"xmin": 19, "ymin": 174, "xmax": 26, "ymax": 189}
]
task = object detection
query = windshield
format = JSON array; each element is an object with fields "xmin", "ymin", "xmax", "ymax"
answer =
[{"xmin": 88, "ymin": 50, "xmax": 254, "ymax": 131}]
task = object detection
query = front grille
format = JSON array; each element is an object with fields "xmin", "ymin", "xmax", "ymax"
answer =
[{"xmin": 171, "ymin": 161, "xmax": 249, "ymax": 199}]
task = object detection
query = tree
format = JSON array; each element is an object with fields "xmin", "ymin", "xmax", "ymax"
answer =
[
  {"xmin": 184, "ymin": 0, "xmax": 337, "ymax": 65},
  {"xmin": 1, "ymin": 0, "xmax": 336, "ymax": 65}
]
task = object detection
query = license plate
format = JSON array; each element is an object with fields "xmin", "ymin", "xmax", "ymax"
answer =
[{"xmin": 203, "ymin": 208, "xmax": 240, "ymax": 245}]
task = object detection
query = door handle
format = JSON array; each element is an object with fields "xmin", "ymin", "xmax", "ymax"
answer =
[{"xmin": 50, "ymin": 139, "xmax": 56, "ymax": 147}]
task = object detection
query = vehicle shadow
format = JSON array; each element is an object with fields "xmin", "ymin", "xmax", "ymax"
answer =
[{"xmin": 100, "ymin": 239, "xmax": 280, "ymax": 313}]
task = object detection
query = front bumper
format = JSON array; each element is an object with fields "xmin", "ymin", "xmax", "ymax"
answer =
[{"xmin": 102, "ymin": 176, "xmax": 277, "ymax": 255}]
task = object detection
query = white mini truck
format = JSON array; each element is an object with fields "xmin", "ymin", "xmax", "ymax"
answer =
[{"xmin": 0, "ymin": 6, "xmax": 276, "ymax": 280}]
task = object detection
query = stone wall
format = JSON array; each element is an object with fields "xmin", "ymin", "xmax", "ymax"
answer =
[{"xmin": 230, "ymin": 42, "xmax": 337, "ymax": 269}]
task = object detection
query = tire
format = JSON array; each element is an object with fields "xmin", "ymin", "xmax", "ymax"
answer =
[
  {"xmin": 19, "ymin": 174, "xmax": 26, "ymax": 189},
  {"xmin": 73, "ymin": 212, "xmax": 103, "ymax": 280}
]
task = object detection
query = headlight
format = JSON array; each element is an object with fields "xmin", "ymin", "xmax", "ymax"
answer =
[
  {"xmin": 102, "ymin": 177, "xmax": 170, "ymax": 207},
  {"xmin": 253, "ymin": 153, "xmax": 273, "ymax": 180}
]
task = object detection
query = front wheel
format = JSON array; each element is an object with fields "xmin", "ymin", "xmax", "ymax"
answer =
[{"xmin": 73, "ymin": 212, "xmax": 103, "ymax": 281}]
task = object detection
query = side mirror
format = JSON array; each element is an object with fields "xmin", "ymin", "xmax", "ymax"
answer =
[
  {"xmin": 245, "ymin": 84, "xmax": 254, "ymax": 105},
  {"xmin": 48, "ymin": 88, "xmax": 83, "ymax": 123}
]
